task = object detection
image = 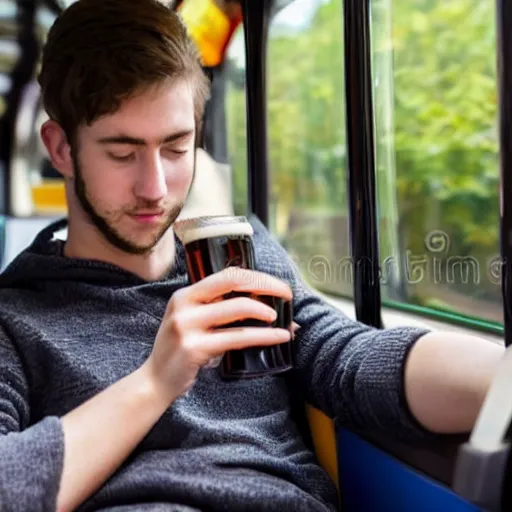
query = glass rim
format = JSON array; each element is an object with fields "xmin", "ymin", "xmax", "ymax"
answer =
[
  {"xmin": 174, "ymin": 215, "xmax": 253, "ymax": 245},
  {"xmin": 174, "ymin": 215, "xmax": 249, "ymax": 232}
]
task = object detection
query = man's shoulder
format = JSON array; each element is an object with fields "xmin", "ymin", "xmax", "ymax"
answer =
[{"xmin": 0, "ymin": 285, "xmax": 47, "ymax": 323}]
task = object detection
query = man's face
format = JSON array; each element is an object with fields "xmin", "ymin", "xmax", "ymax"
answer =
[{"xmin": 71, "ymin": 80, "xmax": 196, "ymax": 255}]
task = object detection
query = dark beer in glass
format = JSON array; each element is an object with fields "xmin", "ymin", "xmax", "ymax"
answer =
[{"xmin": 174, "ymin": 215, "xmax": 294, "ymax": 379}]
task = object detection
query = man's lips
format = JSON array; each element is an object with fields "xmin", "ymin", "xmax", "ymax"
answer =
[{"xmin": 129, "ymin": 211, "xmax": 165, "ymax": 223}]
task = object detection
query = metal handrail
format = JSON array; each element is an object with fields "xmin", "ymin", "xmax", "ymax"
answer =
[
  {"xmin": 342, "ymin": 0, "xmax": 382, "ymax": 328},
  {"xmin": 497, "ymin": 0, "xmax": 512, "ymax": 348},
  {"xmin": 241, "ymin": 0, "xmax": 272, "ymax": 226}
]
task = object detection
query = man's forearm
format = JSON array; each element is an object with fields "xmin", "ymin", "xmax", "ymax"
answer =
[
  {"xmin": 57, "ymin": 363, "xmax": 175, "ymax": 512},
  {"xmin": 404, "ymin": 331, "xmax": 504, "ymax": 434}
]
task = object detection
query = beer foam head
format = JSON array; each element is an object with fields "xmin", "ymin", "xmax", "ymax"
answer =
[{"xmin": 174, "ymin": 215, "xmax": 254, "ymax": 245}]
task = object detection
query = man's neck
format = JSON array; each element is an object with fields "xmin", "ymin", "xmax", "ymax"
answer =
[{"xmin": 64, "ymin": 219, "xmax": 177, "ymax": 282}]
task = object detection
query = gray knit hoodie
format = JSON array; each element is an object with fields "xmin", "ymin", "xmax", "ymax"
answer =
[{"xmin": 0, "ymin": 216, "xmax": 430, "ymax": 511}]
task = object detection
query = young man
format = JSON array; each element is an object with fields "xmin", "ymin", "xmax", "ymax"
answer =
[{"xmin": 0, "ymin": 0, "xmax": 503, "ymax": 511}]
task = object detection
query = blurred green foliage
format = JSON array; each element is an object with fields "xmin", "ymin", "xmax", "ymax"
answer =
[{"xmin": 226, "ymin": 0, "xmax": 501, "ymax": 323}]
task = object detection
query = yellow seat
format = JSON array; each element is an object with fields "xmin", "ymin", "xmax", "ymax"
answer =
[{"xmin": 306, "ymin": 404, "xmax": 339, "ymax": 491}]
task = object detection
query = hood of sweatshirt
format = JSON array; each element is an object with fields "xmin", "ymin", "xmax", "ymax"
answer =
[{"xmin": 0, "ymin": 218, "xmax": 189, "ymax": 289}]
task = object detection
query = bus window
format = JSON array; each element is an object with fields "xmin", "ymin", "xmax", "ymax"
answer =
[
  {"xmin": 225, "ymin": 24, "xmax": 248, "ymax": 216},
  {"xmin": 372, "ymin": 0, "xmax": 501, "ymax": 332},
  {"xmin": 266, "ymin": 0, "xmax": 352, "ymax": 298}
]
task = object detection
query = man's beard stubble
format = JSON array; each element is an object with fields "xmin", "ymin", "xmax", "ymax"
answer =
[{"xmin": 71, "ymin": 148, "xmax": 186, "ymax": 255}]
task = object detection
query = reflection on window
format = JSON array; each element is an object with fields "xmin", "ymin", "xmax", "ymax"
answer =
[
  {"xmin": 373, "ymin": 0, "xmax": 501, "ymax": 328},
  {"xmin": 267, "ymin": 0, "xmax": 351, "ymax": 297}
]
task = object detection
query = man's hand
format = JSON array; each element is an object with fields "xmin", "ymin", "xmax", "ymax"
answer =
[{"xmin": 144, "ymin": 267, "xmax": 293, "ymax": 402}]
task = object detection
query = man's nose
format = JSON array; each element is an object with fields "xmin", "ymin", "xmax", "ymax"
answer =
[{"xmin": 134, "ymin": 153, "xmax": 167, "ymax": 202}]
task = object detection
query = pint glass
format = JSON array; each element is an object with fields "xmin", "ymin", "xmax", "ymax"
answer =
[{"xmin": 174, "ymin": 215, "xmax": 294, "ymax": 379}]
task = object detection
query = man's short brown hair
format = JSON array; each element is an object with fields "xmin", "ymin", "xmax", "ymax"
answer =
[{"xmin": 38, "ymin": 0, "xmax": 211, "ymax": 144}]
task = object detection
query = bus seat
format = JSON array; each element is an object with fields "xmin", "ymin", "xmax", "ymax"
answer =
[{"xmin": 2, "ymin": 216, "xmax": 61, "ymax": 270}]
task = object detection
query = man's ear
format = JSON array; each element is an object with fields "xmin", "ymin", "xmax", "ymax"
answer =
[{"xmin": 40, "ymin": 120, "xmax": 74, "ymax": 179}]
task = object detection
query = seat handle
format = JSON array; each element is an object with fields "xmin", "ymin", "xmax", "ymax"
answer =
[{"xmin": 453, "ymin": 345, "xmax": 512, "ymax": 510}]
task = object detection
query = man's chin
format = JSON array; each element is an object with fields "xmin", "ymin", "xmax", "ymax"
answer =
[
  {"xmin": 92, "ymin": 218, "xmax": 169, "ymax": 255},
  {"xmin": 116, "ymin": 229, "xmax": 173, "ymax": 255}
]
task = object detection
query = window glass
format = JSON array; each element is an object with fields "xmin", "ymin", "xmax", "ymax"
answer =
[
  {"xmin": 225, "ymin": 26, "xmax": 248, "ymax": 216},
  {"xmin": 267, "ymin": 0, "xmax": 352, "ymax": 297},
  {"xmin": 373, "ymin": 0, "xmax": 501, "ymax": 328}
]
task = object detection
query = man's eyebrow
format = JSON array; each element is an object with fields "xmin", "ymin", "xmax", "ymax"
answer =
[{"xmin": 96, "ymin": 129, "xmax": 195, "ymax": 146}]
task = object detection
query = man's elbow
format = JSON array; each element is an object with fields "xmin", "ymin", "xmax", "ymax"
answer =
[{"xmin": 404, "ymin": 331, "xmax": 503, "ymax": 434}]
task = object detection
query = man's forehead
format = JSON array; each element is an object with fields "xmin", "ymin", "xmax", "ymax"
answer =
[{"xmin": 83, "ymin": 81, "xmax": 196, "ymax": 143}]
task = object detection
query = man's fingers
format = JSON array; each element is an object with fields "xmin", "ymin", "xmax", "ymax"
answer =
[
  {"xmin": 205, "ymin": 327, "xmax": 291, "ymax": 355},
  {"xmin": 185, "ymin": 267, "xmax": 293, "ymax": 304},
  {"xmin": 179, "ymin": 296, "xmax": 278, "ymax": 329}
]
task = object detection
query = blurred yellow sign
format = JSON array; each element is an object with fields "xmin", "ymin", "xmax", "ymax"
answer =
[
  {"xmin": 178, "ymin": 0, "xmax": 236, "ymax": 67},
  {"xmin": 31, "ymin": 181, "xmax": 67, "ymax": 214}
]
